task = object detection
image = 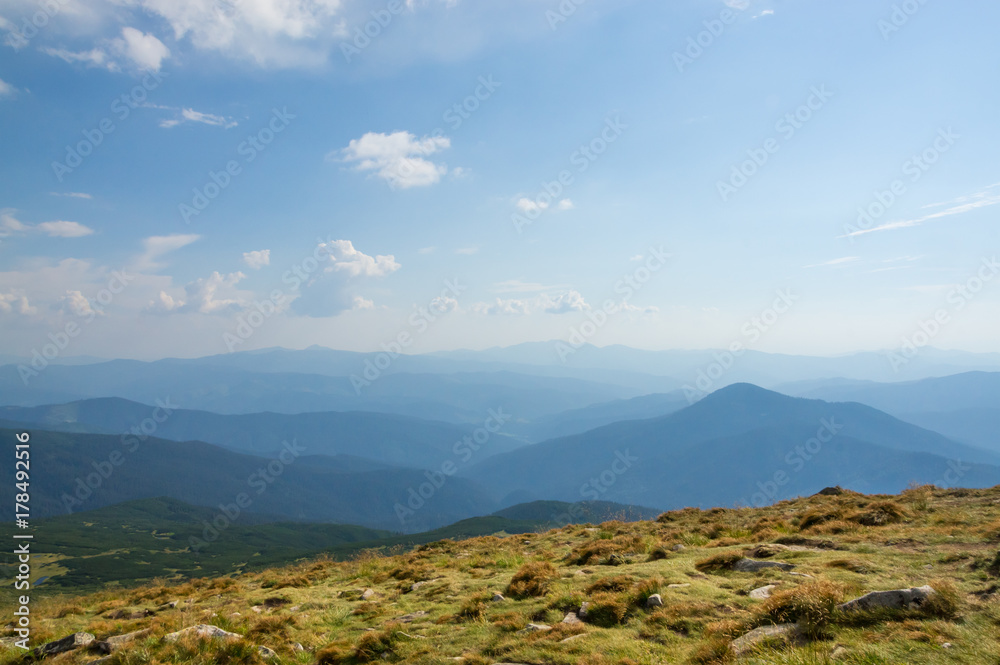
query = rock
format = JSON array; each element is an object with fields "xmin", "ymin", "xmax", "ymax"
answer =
[
  {"xmin": 91, "ymin": 628, "xmax": 152, "ymax": 654},
  {"xmin": 163, "ymin": 625, "xmax": 242, "ymax": 642},
  {"xmin": 645, "ymin": 594, "xmax": 663, "ymax": 608},
  {"xmin": 830, "ymin": 645, "xmax": 849, "ymax": 660},
  {"xmin": 292, "ymin": 643, "xmax": 305, "ymax": 652},
  {"xmin": 667, "ymin": 583, "xmax": 691, "ymax": 589},
  {"xmin": 607, "ymin": 553, "xmax": 628, "ymax": 566},
  {"xmin": 733, "ymin": 558, "xmax": 795, "ymax": 573},
  {"xmin": 837, "ymin": 585, "xmax": 937, "ymax": 612},
  {"xmin": 35, "ymin": 633, "xmax": 95, "ymax": 656},
  {"xmin": 395, "ymin": 611, "xmax": 429, "ymax": 624},
  {"xmin": 578, "ymin": 602, "xmax": 590, "ymax": 619},
  {"xmin": 560, "ymin": 633, "xmax": 588, "ymax": 643},
  {"xmin": 251, "ymin": 605, "xmax": 264, "ymax": 613},
  {"xmin": 942, "ymin": 642, "xmax": 952, "ymax": 649},
  {"xmin": 730, "ymin": 624, "xmax": 802, "ymax": 657},
  {"xmin": 519, "ymin": 623, "xmax": 551, "ymax": 633},
  {"xmin": 561, "ymin": 612, "xmax": 583, "ymax": 625},
  {"xmin": 361, "ymin": 588, "xmax": 376, "ymax": 601},
  {"xmin": 788, "ymin": 572, "xmax": 814, "ymax": 578},
  {"xmin": 671, "ymin": 544, "xmax": 686, "ymax": 552},
  {"xmin": 492, "ymin": 593, "xmax": 506, "ymax": 602},
  {"xmin": 750, "ymin": 585, "xmax": 777, "ymax": 600},
  {"xmin": 574, "ymin": 569, "xmax": 592, "ymax": 576},
  {"xmin": 258, "ymin": 646, "xmax": 278, "ymax": 658},
  {"xmin": 815, "ymin": 486, "xmax": 844, "ymax": 496},
  {"xmin": 289, "ymin": 606, "xmax": 300, "ymax": 612},
  {"xmin": 745, "ymin": 544, "xmax": 791, "ymax": 559}
]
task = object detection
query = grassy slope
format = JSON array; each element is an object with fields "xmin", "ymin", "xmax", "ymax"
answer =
[{"xmin": 1, "ymin": 486, "xmax": 999, "ymax": 664}]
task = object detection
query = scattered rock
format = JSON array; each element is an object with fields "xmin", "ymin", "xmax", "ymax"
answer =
[
  {"xmin": 163, "ymin": 625, "xmax": 242, "ymax": 643},
  {"xmin": 257, "ymin": 646, "xmax": 278, "ymax": 658},
  {"xmin": 251, "ymin": 605, "xmax": 264, "ymax": 613},
  {"xmin": 574, "ymin": 569, "xmax": 592, "ymax": 576},
  {"xmin": 667, "ymin": 583, "xmax": 691, "ymax": 589},
  {"xmin": 561, "ymin": 612, "xmax": 583, "ymax": 625},
  {"xmin": 560, "ymin": 633, "xmax": 588, "ymax": 644},
  {"xmin": 292, "ymin": 643, "xmax": 306, "ymax": 652},
  {"xmin": 733, "ymin": 558, "xmax": 795, "ymax": 573},
  {"xmin": 788, "ymin": 572, "xmax": 814, "ymax": 578},
  {"xmin": 361, "ymin": 588, "xmax": 376, "ymax": 601},
  {"xmin": 289, "ymin": 605, "xmax": 301, "ymax": 612},
  {"xmin": 730, "ymin": 624, "xmax": 803, "ymax": 657},
  {"xmin": 750, "ymin": 585, "xmax": 777, "ymax": 600},
  {"xmin": 492, "ymin": 593, "xmax": 506, "ymax": 602},
  {"xmin": 519, "ymin": 623, "xmax": 551, "ymax": 633},
  {"xmin": 410, "ymin": 580, "xmax": 438, "ymax": 592},
  {"xmin": 395, "ymin": 611, "xmax": 429, "ymax": 624},
  {"xmin": 645, "ymin": 594, "xmax": 663, "ymax": 608},
  {"xmin": 942, "ymin": 642, "xmax": 953, "ymax": 649},
  {"xmin": 35, "ymin": 633, "xmax": 95, "ymax": 656},
  {"xmin": 837, "ymin": 585, "xmax": 937, "ymax": 612},
  {"xmin": 578, "ymin": 602, "xmax": 591, "ymax": 619},
  {"xmin": 92, "ymin": 628, "xmax": 152, "ymax": 654},
  {"xmin": 671, "ymin": 544, "xmax": 686, "ymax": 552},
  {"xmin": 830, "ymin": 645, "xmax": 849, "ymax": 660}
]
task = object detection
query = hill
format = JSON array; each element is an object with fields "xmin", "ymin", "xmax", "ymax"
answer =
[
  {"xmin": 2, "ymin": 485, "xmax": 998, "ymax": 664},
  {"xmin": 464, "ymin": 383, "xmax": 1000, "ymax": 508}
]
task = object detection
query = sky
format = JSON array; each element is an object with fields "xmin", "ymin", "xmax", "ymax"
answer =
[{"xmin": 0, "ymin": 0, "xmax": 998, "ymax": 361}]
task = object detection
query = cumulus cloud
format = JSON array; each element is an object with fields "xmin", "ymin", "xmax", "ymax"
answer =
[
  {"xmin": 0, "ymin": 290, "xmax": 35, "ymax": 316},
  {"xmin": 336, "ymin": 131, "xmax": 451, "ymax": 189},
  {"xmin": 0, "ymin": 77, "xmax": 16, "ymax": 98},
  {"xmin": 181, "ymin": 271, "xmax": 246, "ymax": 313},
  {"xmin": 320, "ymin": 239, "xmax": 400, "ymax": 277},
  {"xmin": 471, "ymin": 297, "xmax": 531, "ymax": 316},
  {"xmin": 557, "ymin": 198, "xmax": 574, "ymax": 210},
  {"xmin": 516, "ymin": 198, "xmax": 547, "ymax": 214},
  {"xmin": 37, "ymin": 221, "xmax": 95, "ymax": 238},
  {"xmin": 471, "ymin": 290, "xmax": 590, "ymax": 316},
  {"xmin": 242, "ymin": 249, "xmax": 271, "ymax": 270},
  {"xmin": 541, "ymin": 290, "xmax": 589, "ymax": 314},
  {"xmin": 113, "ymin": 27, "xmax": 171, "ymax": 71}
]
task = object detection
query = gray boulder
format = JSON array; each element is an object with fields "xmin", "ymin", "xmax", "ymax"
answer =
[{"xmin": 837, "ymin": 585, "xmax": 936, "ymax": 612}]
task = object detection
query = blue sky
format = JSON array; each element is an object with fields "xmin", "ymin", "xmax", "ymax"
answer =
[{"xmin": 0, "ymin": 0, "xmax": 998, "ymax": 360}]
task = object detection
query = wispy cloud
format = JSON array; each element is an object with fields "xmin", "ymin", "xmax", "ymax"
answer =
[
  {"xmin": 802, "ymin": 256, "xmax": 860, "ymax": 268},
  {"xmin": 841, "ymin": 183, "xmax": 1000, "ymax": 238},
  {"xmin": 49, "ymin": 192, "xmax": 93, "ymax": 199},
  {"xmin": 160, "ymin": 107, "xmax": 238, "ymax": 129}
]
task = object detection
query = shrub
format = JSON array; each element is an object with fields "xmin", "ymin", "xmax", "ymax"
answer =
[
  {"xmin": 631, "ymin": 577, "xmax": 663, "ymax": 606},
  {"xmin": 505, "ymin": 562, "xmax": 558, "ymax": 598},
  {"xmin": 458, "ymin": 592, "xmax": 491, "ymax": 621},
  {"xmin": 850, "ymin": 500, "xmax": 907, "ymax": 527},
  {"xmin": 583, "ymin": 592, "xmax": 630, "ymax": 627},
  {"xmin": 355, "ymin": 624, "xmax": 403, "ymax": 663},
  {"xmin": 799, "ymin": 508, "xmax": 843, "ymax": 530},
  {"xmin": 695, "ymin": 551, "xmax": 743, "ymax": 573},
  {"xmin": 758, "ymin": 580, "xmax": 843, "ymax": 638},
  {"xmin": 586, "ymin": 575, "xmax": 635, "ymax": 594}
]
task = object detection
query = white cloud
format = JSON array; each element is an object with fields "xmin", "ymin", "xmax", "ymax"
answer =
[
  {"xmin": 0, "ymin": 291, "xmax": 35, "ymax": 316},
  {"xmin": 49, "ymin": 192, "xmax": 93, "ymax": 199},
  {"xmin": 37, "ymin": 221, "xmax": 95, "ymax": 238},
  {"xmin": 542, "ymin": 290, "xmax": 589, "ymax": 314},
  {"xmin": 724, "ymin": 0, "xmax": 750, "ymax": 9},
  {"xmin": 352, "ymin": 295, "xmax": 375, "ymax": 310},
  {"xmin": 336, "ymin": 131, "xmax": 451, "ymax": 189},
  {"xmin": 320, "ymin": 239, "xmax": 400, "ymax": 277},
  {"xmin": 470, "ymin": 290, "xmax": 591, "ymax": 316},
  {"xmin": 629, "ymin": 255, "xmax": 644, "ymax": 262},
  {"xmin": 0, "ymin": 77, "xmax": 16, "ymax": 98},
  {"xmin": 516, "ymin": 197, "xmax": 548, "ymax": 214},
  {"xmin": 160, "ymin": 107, "xmax": 238, "ymax": 129},
  {"xmin": 113, "ymin": 27, "xmax": 170, "ymax": 71},
  {"xmin": 242, "ymin": 249, "xmax": 271, "ymax": 270},
  {"xmin": 60, "ymin": 290, "xmax": 99, "ymax": 318},
  {"xmin": 802, "ymin": 256, "xmax": 859, "ymax": 268},
  {"xmin": 455, "ymin": 246, "xmax": 478, "ymax": 255},
  {"xmin": 0, "ymin": 209, "xmax": 93, "ymax": 238},
  {"xmin": 181, "ymin": 271, "xmax": 246, "ymax": 314},
  {"xmin": 841, "ymin": 184, "xmax": 1000, "ymax": 238},
  {"xmin": 557, "ymin": 198, "xmax": 574, "ymax": 210},
  {"xmin": 133, "ymin": 234, "xmax": 200, "ymax": 272},
  {"xmin": 471, "ymin": 297, "xmax": 531, "ymax": 316},
  {"xmin": 417, "ymin": 246, "xmax": 436, "ymax": 254},
  {"xmin": 42, "ymin": 47, "xmax": 117, "ymax": 71}
]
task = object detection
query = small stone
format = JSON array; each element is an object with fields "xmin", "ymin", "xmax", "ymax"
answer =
[
  {"xmin": 519, "ymin": 623, "xmax": 551, "ymax": 633},
  {"xmin": 578, "ymin": 602, "xmax": 590, "ymax": 619},
  {"xmin": 731, "ymin": 624, "xmax": 802, "ymax": 656},
  {"xmin": 560, "ymin": 633, "xmax": 587, "ymax": 644},
  {"xmin": 292, "ymin": 643, "xmax": 305, "ymax": 652},
  {"xmin": 750, "ymin": 585, "xmax": 777, "ymax": 600},
  {"xmin": 942, "ymin": 643, "xmax": 952, "ymax": 649},
  {"xmin": 395, "ymin": 611, "xmax": 429, "ymax": 624},
  {"xmin": 671, "ymin": 544, "xmax": 686, "ymax": 552},
  {"xmin": 733, "ymin": 558, "xmax": 795, "ymax": 573},
  {"xmin": 257, "ymin": 646, "xmax": 278, "ymax": 658},
  {"xmin": 667, "ymin": 583, "xmax": 691, "ymax": 589},
  {"xmin": 561, "ymin": 612, "xmax": 582, "ymax": 625},
  {"xmin": 251, "ymin": 605, "xmax": 263, "ymax": 613},
  {"xmin": 645, "ymin": 594, "xmax": 663, "ymax": 608},
  {"xmin": 163, "ymin": 625, "xmax": 242, "ymax": 643},
  {"xmin": 831, "ymin": 645, "xmax": 849, "ymax": 660},
  {"xmin": 361, "ymin": 588, "xmax": 375, "ymax": 601},
  {"xmin": 492, "ymin": 593, "xmax": 506, "ymax": 602}
]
